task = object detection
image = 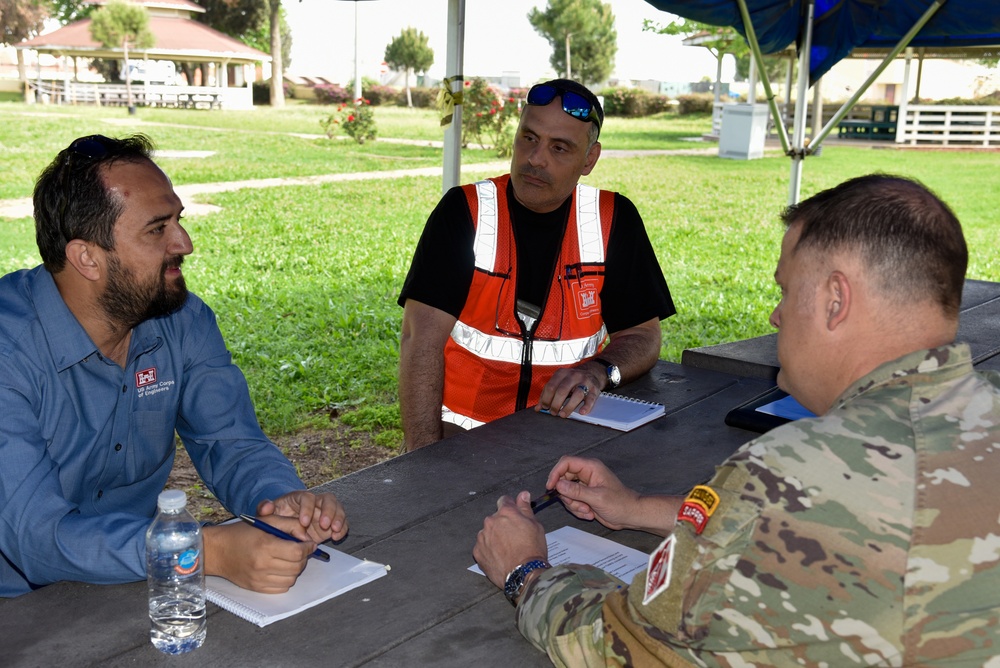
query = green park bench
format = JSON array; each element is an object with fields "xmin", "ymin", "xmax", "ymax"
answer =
[{"xmin": 838, "ymin": 105, "xmax": 899, "ymax": 140}]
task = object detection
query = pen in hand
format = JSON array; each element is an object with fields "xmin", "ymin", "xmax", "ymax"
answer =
[
  {"xmin": 530, "ymin": 490, "xmax": 561, "ymax": 514},
  {"xmin": 238, "ymin": 514, "xmax": 331, "ymax": 562}
]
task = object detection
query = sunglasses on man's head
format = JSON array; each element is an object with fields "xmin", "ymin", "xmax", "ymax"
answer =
[
  {"xmin": 67, "ymin": 135, "xmax": 112, "ymax": 160},
  {"xmin": 526, "ymin": 84, "xmax": 601, "ymax": 132}
]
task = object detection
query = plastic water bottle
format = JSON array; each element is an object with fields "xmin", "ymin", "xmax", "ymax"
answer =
[{"xmin": 146, "ymin": 489, "xmax": 207, "ymax": 654}]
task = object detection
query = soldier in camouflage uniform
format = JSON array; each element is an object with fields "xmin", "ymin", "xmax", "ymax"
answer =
[{"xmin": 474, "ymin": 174, "xmax": 1000, "ymax": 666}]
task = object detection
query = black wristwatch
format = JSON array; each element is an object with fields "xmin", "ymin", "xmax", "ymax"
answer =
[
  {"xmin": 503, "ymin": 559, "xmax": 551, "ymax": 606},
  {"xmin": 592, "ymin": 357, "xmax": 621, "ymax": 389}
]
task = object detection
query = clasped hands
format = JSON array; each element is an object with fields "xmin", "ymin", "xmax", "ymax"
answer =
[
  {"xmin": 204, "ymin": 490, "xmax": 348, "ymax": 593},
  {"xmin": 473, "ymin": 456, "xmax": 641, "ymax": 590}
]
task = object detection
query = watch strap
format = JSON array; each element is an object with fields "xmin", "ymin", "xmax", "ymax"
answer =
[
  {"xmin": 591, "ymin": 357, "xmax": 621, "ymax": 388},
  {"xmin": 503, "ymin": 559, "xmax": 551, "ymax": 606}
]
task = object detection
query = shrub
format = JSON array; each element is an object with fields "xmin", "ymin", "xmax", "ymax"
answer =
[
  {"xmin": 253, "ymin": 79, "xmax": 293, "ymax": 105},
  {"xmin": 321, "ymin": 99, "xmax": 378, "ymax": 144},
  {"xmin": 396, "ymin": 86, "xmax": 437, "ymax": 108},
  {"xmin": 597, "ymin": 87, "xmax": 672, "ymax": 117},
  {"xmin": 460, "ymin": 77, "xmax": 520, "ymax": 157},
  {"xmin": 677, "ymin": 93, "xmax": 715, "ymax": 115},
  {"xmin": 363, "ymin": 84, "xmax": 397, "ymax": 106},
  {"xmin": 313, "ymin": 84, "xmax": 351, "ymax": 105},
  {"xmin": 931, "ymin": 90, "xmax": 1000, "ymax": 105}
]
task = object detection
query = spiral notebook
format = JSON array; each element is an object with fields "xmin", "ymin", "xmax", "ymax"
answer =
[
  {"xmin": 566, "ymin": 393, "xmax": 665, "ymax": 431},
  {"xmin": 205, "ymin": 545, "xmax": 388, "ymax": 627}
]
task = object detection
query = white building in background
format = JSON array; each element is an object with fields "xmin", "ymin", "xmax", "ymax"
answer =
[
  {"xmin": 820, "ymin": 57, "xmax": 997, "ymax": 103},
  {"xmin": 724, "ymin": 54, "xmax": 997, "ymax": 104}
]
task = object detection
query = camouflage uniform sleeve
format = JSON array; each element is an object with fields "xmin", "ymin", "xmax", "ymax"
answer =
[{"xmin": 516, "ymin": 564, "xmax": 628, "ymax": 667}]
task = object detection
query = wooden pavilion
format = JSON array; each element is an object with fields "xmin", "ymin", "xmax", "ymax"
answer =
[{"xmin": 16, "ymin": 0, "xmax": 270, "ymax": 110}]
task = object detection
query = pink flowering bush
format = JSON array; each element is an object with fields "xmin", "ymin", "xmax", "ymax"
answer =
[
  {"xmin": 460, "ymin": 77, "xmax": 520, "ymax": 157},
  {"xmin": 313, "ymin": 84, "xmax": 351, "ymax": 105},
  {"xmin": 321, "ymin": 99, "xmax": 378, "ymax": 144}
]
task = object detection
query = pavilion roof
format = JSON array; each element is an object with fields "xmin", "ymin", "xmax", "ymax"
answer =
[{"xmin": 18, "ymin": 15, "xmax": 268, "ymax": 63}]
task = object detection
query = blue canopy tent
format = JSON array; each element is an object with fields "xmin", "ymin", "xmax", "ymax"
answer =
[{"xmin": 642, "ymin": 0, "xmax": 1000, "ymax": 202}]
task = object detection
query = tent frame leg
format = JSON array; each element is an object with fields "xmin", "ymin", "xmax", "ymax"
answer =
[{"xmin": 734, "ymin": 0, "xmax": 945, "ymax": 204}]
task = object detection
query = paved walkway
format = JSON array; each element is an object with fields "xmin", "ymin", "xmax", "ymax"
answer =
[{"xmin": 0, "ymin": 144, "xmax": 718, "ymax": 219}]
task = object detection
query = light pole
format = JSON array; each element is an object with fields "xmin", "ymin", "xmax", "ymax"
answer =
[{"xmin": 335, "ymin": 0, "xmax": 378, "ymax": 102}]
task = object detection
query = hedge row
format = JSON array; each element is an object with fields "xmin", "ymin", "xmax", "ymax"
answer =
[
  {"xmin": 313, "ymin": 84, "xmax": 439, "ymax": 108},
  {"xmin": 258, "ymin": 79, "xmax": 718, "ymax": 117}
]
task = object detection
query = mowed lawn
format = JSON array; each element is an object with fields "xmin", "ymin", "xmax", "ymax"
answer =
[{"xmin": 0, "ymin": 101, "xmax": 997, "ymax": 447}]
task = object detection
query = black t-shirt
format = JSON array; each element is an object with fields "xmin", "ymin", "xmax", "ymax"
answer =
[{"xmin": 398, "ymin": 179, "xmax": 675, "ymax": 333}]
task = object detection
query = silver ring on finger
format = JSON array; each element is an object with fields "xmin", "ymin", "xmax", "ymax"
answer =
[{"xmin": 577, "ymin": 384, "xmax": 589, "ymax": 397}]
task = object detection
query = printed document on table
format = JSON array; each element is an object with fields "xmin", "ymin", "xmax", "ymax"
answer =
[{"xmin": 469, "ymin": 526, "xmax": 648, "ymax": 582}]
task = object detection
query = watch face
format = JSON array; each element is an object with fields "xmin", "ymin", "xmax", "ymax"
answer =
[{"xmin": 609, "ymin": 365, "xmax": 622, "ymax": 387}]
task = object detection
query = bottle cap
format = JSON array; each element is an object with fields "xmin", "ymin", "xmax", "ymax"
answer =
[{"xmin": 157, "ymin": 489, "xmax": 187, "ymax": 511}]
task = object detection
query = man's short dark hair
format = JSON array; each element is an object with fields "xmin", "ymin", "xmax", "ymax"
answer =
[
  {"xmin": 33, "ymin": 134, "xmax": 155, "ymax": 272},
  {"xmin": 783, "ymin": 174, "xmax": 967, "ymax": 318}
]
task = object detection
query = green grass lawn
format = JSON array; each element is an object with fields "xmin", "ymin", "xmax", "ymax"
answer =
[{"xmin": 1, "ymin": 101, "xmax": 997, "ymax": 444}]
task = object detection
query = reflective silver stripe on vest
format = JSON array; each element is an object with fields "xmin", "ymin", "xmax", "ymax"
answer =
[
  {"xmin": 472, "ymin": 179, "xmax": 499, "ymax": 270},
  {"xmin": 472, "ymin": 180, "xmax": 602, "ymax": 270},
  {"xmin": 441, "ymin": 406, "xmax": 485, "ymax": 430},
  {"xmin": 576, "ymin": 184, "xmax": 605, "ymax": 264},
  {"xmin": 450, "ymin": 320, "xmax": 608, "ymax": 366}
]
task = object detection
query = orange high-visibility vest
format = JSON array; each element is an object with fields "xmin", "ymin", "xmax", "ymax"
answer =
[{"xmin": 442, "ymin": 175, "xmax": 616, "ymax": 429}]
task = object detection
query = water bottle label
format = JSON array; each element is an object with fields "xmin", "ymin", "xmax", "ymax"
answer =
[{"xmin": 175, "ymin": 548, "xmax": 200, "ymax": 575}]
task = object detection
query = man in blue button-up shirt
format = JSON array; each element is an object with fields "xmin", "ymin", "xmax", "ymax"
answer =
[{"xmin": 0, "ymin": 134, "xmax": 348, "ymax": 597}]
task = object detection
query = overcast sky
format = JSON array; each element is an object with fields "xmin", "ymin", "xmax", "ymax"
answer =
[{"xmin": 283, "ymin": 0, "xmax": 731, "ymax": 87}]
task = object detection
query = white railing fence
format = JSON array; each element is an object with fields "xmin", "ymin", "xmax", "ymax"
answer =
[
  {"xmin": 896, "ymin": 105, "xmax": 999, "ymax": 147},
  {"xmin": 28, "ymin": 80, "xmax": 253, "ymax": 111},
  {"xmin": 712, "ymin": 100, "xmax": 999, "ymax": 148}
]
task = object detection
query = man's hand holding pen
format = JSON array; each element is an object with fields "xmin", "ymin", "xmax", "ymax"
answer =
[
  {"xmin": 474, "ymin": 491, "xmax": 549, "ymax": 589},
  {"xmin": 200, "ymin": 490, "xmax": 349, "ymax": 594}
]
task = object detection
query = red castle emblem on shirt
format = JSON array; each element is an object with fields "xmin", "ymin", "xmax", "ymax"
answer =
[
  {"xmin": 136, "ymin": 368, "xmax": 157, "ymax": 388},
  {"xmin": 572, "ymin": 279, "xmax": 601, "ymax": 319}
]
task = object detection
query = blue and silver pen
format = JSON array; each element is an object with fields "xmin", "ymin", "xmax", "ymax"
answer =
[
  {"xmin": 238, "ymin": 514, "xmax": 330, "ymax": 562},
  {"xmin": 530, "ymin": 490, "xmax": 561, "ymax": 514}
]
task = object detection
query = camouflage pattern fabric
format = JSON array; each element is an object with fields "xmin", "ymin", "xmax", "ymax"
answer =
[{"xmin": 517, "ymin": 344, "xmax": 1000, "ymax": 666}]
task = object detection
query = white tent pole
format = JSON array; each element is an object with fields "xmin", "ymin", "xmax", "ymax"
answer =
[
  {"xmin": 784, "ymin": 57, "xmax": 794, "ymax": 128},
  {"xmin": 735, "ymin": 0, "xmax": 790, "ymax": 152},
  {"xmin": 896, "ymin": 47, "xmax": 913, "ymax": 145},
  {"xmin": 788, "ymin": 0, "xmax": 814, "ymax": 206},
  {"xmin": 353, "ymin": 2, "xmax": 362, "ymax": 102},
  {"xmin": 810, "ymin": 76, "xmax": 823, "ymax": 141},
  {"xmin": 810, "ymin": 0, "xmax": 944, "ymax": 148},
  {"xmin": 442, "ymin": 0, "xmax": 466, "ymax": 193}
]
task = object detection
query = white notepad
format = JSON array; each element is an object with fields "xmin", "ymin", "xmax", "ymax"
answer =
[
  {"xmin": 565, "ymin": 392, "xmax": 665, "ymax": 431},
  {"xmin": 470, "ymin": 526, "xmax": 648, "ymax": 583},
  {"xmin": 206, "ymin": 545, "xmax": 388, "ymax": 627}
]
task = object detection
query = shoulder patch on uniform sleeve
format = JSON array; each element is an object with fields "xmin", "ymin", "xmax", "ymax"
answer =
[
  {"xmin": 676, "ymin": 485, "xmax": 720, "ymax": 535},
  {"xmin": 643, "ymin": 534, "xmax": 676, "ymax": 605}
]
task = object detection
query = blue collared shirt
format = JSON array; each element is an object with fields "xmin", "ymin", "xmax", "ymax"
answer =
[{"xmin": 0, "ymin": 266, "xmax": 305, "ymax": 597}]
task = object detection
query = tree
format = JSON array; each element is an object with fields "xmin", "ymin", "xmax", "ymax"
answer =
[
  {"xmin": 0, "ymin": 0, "xmax": 49, "ymax": 84},
  {"xmin": 193, "ymin": 1, "xmax": 290, "ymax": 66},
  {"xmin": 268, "ymin": 0, "xmax": 284, "ymax": 107},
  {"xmin": 90, "ymin": 0, "xmax": 154, "ymax": 109},
  {"xmin": 192, "ymin": 0, "xmax": 290, "ymax": 94},
  {"xmin": 644, "ymin": 18, "xmax": 784, "ymax": 89},
  {"xmin": 528, "ymin": 0, "xmax": 616, "ymax": 86},
  {"xmin": 384, "ymin": 27, "xmax": 433, "ymax": 108},
  {"xmin": 47, "ymin": 0, "xmax": 91, "ymax": 24}
]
